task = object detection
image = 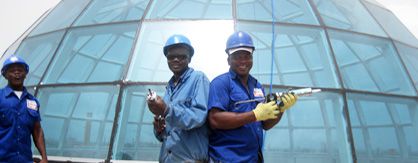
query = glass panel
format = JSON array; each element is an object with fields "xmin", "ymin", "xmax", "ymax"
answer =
[
  {"xmin": 36, "ymin": 85, "xmax": 119, "ymax": 159},
  {"xmin": 112, "ymin": 84, "xmax": 166, "ymax": 160},
  {"xmin": 42, "ymin": 23, "xmax": 138, "ymax": 84},
  {"xmin": 347, "ymin": 93, "xmax": 418, "ymax": 162},
  {"xmin": 363, "ymin": 1, "xmax": 418, "ymax": 47},
  {"xmin": 30, "ymin": 0, "xmax": 91, "ymax": 36},
  {"xmin": 74, "ymin": 0, "xmax": 150, "ymax": 26},
  {"xmin": 127, "ymin": 20, "xmax": 233, "ymax": 81},
  {"xmin": 395, "ymin": 42, "xmax": 418, "ymax": 90},
  {"xmin": 238, "ymin": 22, "xmax": 340, "ymax": 88},
  {"xmin": 328, "ymin": 30, "xmax": 416, "ymax": 96},
  {"xmin": 264, "ymin": 91, "xmax": 352, "ymax": 163},
  {"xmin": 0, "ymin": 31, "xmax": 65, "ymax": 87},
  {"xmin": 313, "ymin": 0, "xmax": 386, "ymax": 37},
  {"xmin": 237, "ymin": 0, "xmax": 319, "ymax": 25},
  {"xmin": 145, "ymin": 0, "xmax": 231, "ymax": 19}
]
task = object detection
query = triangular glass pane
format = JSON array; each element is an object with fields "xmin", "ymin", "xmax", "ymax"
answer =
[{"xmin": 394, "ymin": 42, "xmax": 418, "ymax": 91}]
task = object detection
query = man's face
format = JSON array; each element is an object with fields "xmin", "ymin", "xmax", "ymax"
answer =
[
  {"xmin": 4, "ymin": 64, "xmax": 27, "ymax": 88},
  {"xmin": 166, "ymin": 46, "xmax": 191, "ymax": 77},
  {"xmin": 228, "ymin": 51, "xmax": 253, "ymax": 77}
]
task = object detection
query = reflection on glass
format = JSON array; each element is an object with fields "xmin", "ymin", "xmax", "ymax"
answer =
[
  {"xmin": 42, "ymin": 23, "xmax": 138, "ymax": 84},
  {"xmin": 238, "ymin": 22, "xmax": 340, "ymax": 88},
  {"xmin": 347, "ymin": 93, "xmax": 418, "ymax": 162},
  {"xmin": 394, "ymin": 42, "xmax": 418, "ymax": 90},
  {"xmin": 363, "ymin": 1, "xmax": 418, "ymax": 47},
  {"xmin": 7, "ymin": 31, "xmax": 65, "ymax": 86},
  {"xmin": 127, "ymin": 20, "xmax": 233, "ymax": 81},
  {"xmin": 263, "ymin": 90, "xmax": 351, "ymax": 163},
  {"xmin": 30, "ymin": 0, "xmax": 91, "ymax": 36},
  {"xmin": 237, "ymin": 0, "xmax": 319, "ymax": 25},
  {"xmin": 35, "ymin": 85, "xmax": 119, "ymax": 159},
  {"xmin": 75, "ymin": 0, "xmax": 150, "ymax": 26},
  {"xmin": 146, "ymin": 0, "xmax": 231, "ymax": 19},
  {"xmin": 329, "ymin": 30, "xmax": 416, "ymax": 96},
  {"xmin": 113, "ymin": 85, "xmax": 166, "ymax": 160},
  {"xmin": 313, "ymin": 0, "xmax": 386, "ymax": 37}
]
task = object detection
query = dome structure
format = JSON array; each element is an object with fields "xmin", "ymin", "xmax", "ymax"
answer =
[{"xmin": 2, "ymin": 0, "xmax": 418, "ymax": 162}]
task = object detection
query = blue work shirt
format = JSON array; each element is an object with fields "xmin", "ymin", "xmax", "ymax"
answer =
[
  {"xmin": 0, "ymin": 86, "xmax": 41, "ymax": 163},
  {"xmin": 155, "ymin": 68, "xmax": 210, "ymax": 162},
  {"xmin": 208, "ymin": 69, "xmax": 265, "ymax": 163}
]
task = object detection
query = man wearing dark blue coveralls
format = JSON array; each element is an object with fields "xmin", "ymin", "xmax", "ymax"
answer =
[
  {"xmin": 146, "ymin": 35, "xmax": 210, "ymax": 162},
  {"xmin": 0, "ymin": 56, "xmax": 48, "ymax": 163},
  {"xmin": 207, "ymin": 31, "xmax": 298, "ymax": 162}
]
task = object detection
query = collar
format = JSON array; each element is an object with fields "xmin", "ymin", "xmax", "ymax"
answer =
[
  {"xmin": 4, "ymin": 85, "xmax": 28, "ymax": 98},
  {"xmin": 168, "ymin": 67, "xmax": 193, "ymax": 87}
]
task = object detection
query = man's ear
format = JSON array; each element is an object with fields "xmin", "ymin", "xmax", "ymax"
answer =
[{"xmin": 227, "ymin": 56, "xmax": 231, "ymax": 66}]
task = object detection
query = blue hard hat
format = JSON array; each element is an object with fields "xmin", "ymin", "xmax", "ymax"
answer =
[
  {"xmin": 1, "ymin": 55, "xmax": 29, "ymax": 75},
  {"xmin": 163, "ymin": 34, "xmax": 194, "ymax": 57},
  {"xmin": 225, "ymin": 31, "xmax": 255, "ymax": 54}
]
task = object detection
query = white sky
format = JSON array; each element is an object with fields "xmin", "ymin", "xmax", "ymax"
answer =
[{"xmin": 0, "ymin": 0, "xmax": 417, "ymax": 55}]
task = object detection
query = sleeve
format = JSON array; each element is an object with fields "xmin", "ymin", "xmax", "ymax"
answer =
[
  {"xmin": 165, "ymin": 73, "xmax": 210, "ymax": 130},
  {"xmin": 207, "ymin": 77, "xmax": 230, "ymax": 111}
]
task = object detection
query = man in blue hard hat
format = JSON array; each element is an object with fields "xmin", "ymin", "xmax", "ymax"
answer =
[
  {"xmin": 0, "ymin": 55, "xmax": 48, "ymax": 163},
  {"xmin": 146, "ymin": 34, "xmax": 210, "ymax": 162},
  {"xmin": 207, "ymin": 31, "xmax": 298, "ymax": 162}
]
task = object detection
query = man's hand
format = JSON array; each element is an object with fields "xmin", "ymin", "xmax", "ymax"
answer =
[
  {"xmin": 153, "ymin": 115, "xmax": 166, "ymax": 135},
  {"xmin": 252, "ymin": 101, "xmax": 280, "ymax": 121},
  {"xmin": 147, "ymin": 96, "xmax": 167, "ymax": 116},
  {"xmin": 279, "ymin": 93, "xmax": 298, "ymax": 112}
]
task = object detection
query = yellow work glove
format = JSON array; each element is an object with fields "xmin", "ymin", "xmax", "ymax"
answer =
[
  {"xmin": 253, "ymin": 101, "xmax": 280, "ymax": 121},
  {"xmin": 279, "ymin": 93, "xmax": 298, "ymax": 112}
]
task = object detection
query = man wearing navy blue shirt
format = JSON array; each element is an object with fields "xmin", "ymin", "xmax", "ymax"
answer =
[
  {"xmin": 207, "ymin": 31, "xmax": 298, "ymax": 162},
  {"xmin": 0, "ymin": 55, "xmax": 47, "ymax": 163},
  {"xmin": 146, "ymin": 35, "xmax": 210, "ymax": 162}
]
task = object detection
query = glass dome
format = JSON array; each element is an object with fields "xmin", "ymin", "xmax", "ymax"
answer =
[{"xmin": 3, "ymin": 0, "xmax": 418, "ymax": 162}]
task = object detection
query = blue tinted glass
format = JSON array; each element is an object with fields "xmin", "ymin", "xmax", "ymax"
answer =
[
  {"xmin": 145, "ymin": 0, "xmax": 231, "ymax": 19},
  {"xmin": 113, "ymin": 85, "xmax": 166, "ymax": 160},
  {"xmin": 30, "ymin": 0, "xmax": 91, "ymax": 36},
  {"xmin": 264, "ymin": 90, "xmax": 352, "ymax": 163},
  {"xmin": 347, "ymin": 93, "xmax": 418, "ymax": 162},
  {"xmin": 43, "ymin": 23, "xmax": 138, "ymax": 84},
  {"xmin": 6, "ymin": 31, "xmax": 65, "ymax": 86},
  {"xmin": 395, "ymin": 42, "xmax": 418, "ymax": 91},
  {"xmin": 75, "ymin": 0, "xmax": 150, "ymax": 26},
  {"xmin": 313, "ymin": 0, "xmax": 386, "ymax": 37},
  {"xmin": 363, "ymin": 1, "xmax": 418, "ymax": 47},
  {"xmin": 36, "ymin": 85, "xmax": 119, "ymax": 159},
  {"xmin": 329, "ymin": 30, "xmax": 416, "ymax": 96},
  {"xmin": 127, "ymin": 20, "xmax": 233, "ymax": 81},
  {"xmin": 237, "ymin": 0, "xmax": 319, "ymax": 25},
  {"xmin": 238, "ymin": 22, "xmax": 340, "ymax": 88}
]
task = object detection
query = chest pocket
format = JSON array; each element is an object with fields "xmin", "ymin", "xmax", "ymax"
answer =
[{"xmin": 0, "ymin": 108, "xmax": 13, "ymax": 127}]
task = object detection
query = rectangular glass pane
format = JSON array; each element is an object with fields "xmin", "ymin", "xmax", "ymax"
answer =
[
  {"xmin": 42, "ymin": 23, "xmax": 138, "ymax": 84},
  {"xmin": 112, "ymin": 84, "xmax": 166, "ymax": 161},
  {"xmin": 347, "ymin": 93, "xmax": 418, "ymax": 162},
  {"xmin": 264, "ymin": 91, "xmax": 352, "ymax": 163},
  {"xmin": 237, "ymin": 0, "xmax": 319, "ymax": 25},
  {"xmin": 329, "ymin": 30, "xmax": 416, "ymax": 96},
  {"xmin": 127, "ymin": 20, "xmax": 233, "ymax": 81},
  {"xmin": 238, "ymin": 22, "xmax": 340, "ymax": 88},
  {"xmin": 30, "ymin": 0, "xmax": 91, "ymax": 36},
  {"xmin": 74, "ymin": 0, "xmax": 150, "ymax": 26},
  {"xmin": 146, "ymin": 0, "xmax": 232, "ymax": 19},
  {"xmin": 395, "ymin": 42, "xmax": 418, "ymax": 91},
  {"xmin": 36, "ymin": 85, "xmax": 119, "ymax": 159},
  {"xmin": 313, "ymin": 0, "xmax": 386, "ymax": 37}
]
